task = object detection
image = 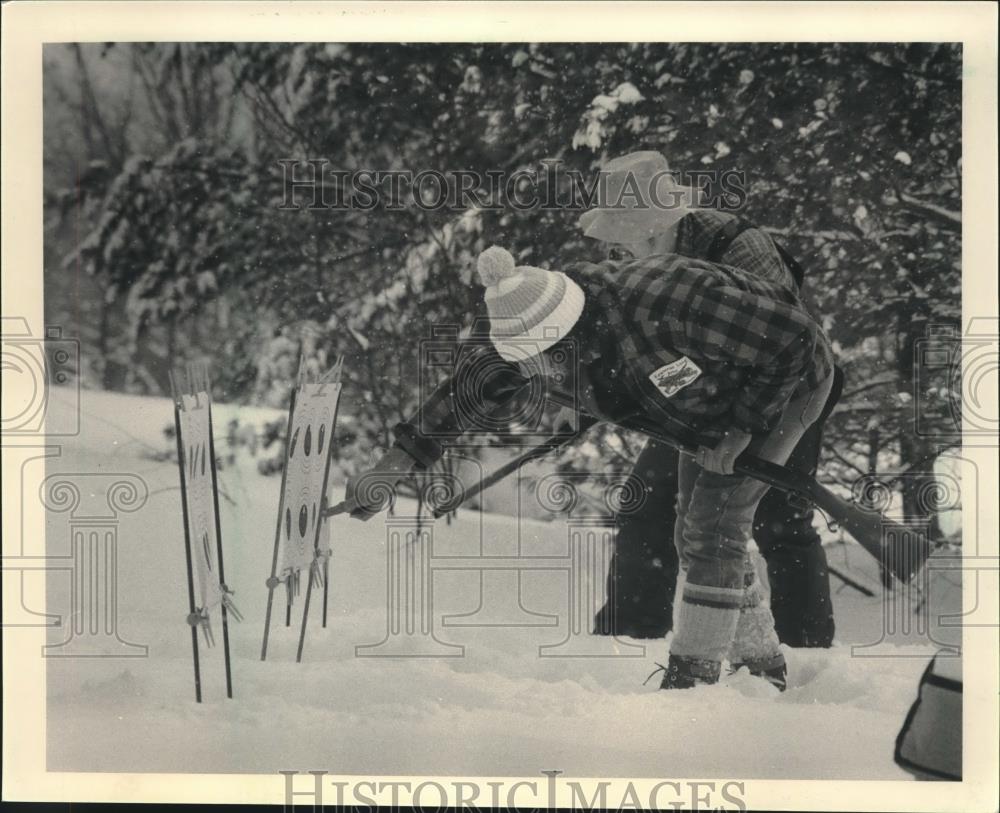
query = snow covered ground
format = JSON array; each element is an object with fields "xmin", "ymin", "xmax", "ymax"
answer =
[{"xmin": 40, "ymin": 386, "xmax": 960, "ymax": 778}]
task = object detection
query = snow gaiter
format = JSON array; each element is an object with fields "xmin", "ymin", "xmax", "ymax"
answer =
[{"xmin": 727, "ymin": 569, "xmax": 784, "ymax": 671}]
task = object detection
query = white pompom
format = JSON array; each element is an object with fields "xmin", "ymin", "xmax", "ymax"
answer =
[{"xmin": 476, "ymin": 246, "xmax": 517, "ymax": 286}]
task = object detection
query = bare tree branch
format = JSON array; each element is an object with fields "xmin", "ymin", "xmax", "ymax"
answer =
[
  {"xmin": 839, "ymin": 373, "xmax": 899, "ymax": 400},
  {"xmin": 825, "ymin": 446, "xmax": 869, "ymax": 478}
]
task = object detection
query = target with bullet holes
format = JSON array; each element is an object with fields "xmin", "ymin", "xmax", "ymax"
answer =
[
  {"xmin": 261, "ymin": 359, "xmax": 344, "ymax": 663},
  {"xmin": 278, "ymin": 381, "xmax": 341, "ymax": 580}
]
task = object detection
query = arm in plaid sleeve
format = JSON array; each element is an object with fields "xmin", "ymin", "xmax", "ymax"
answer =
[{"xmin": 676, "ymin": 272, "xmax": 819, "ymax": 434}]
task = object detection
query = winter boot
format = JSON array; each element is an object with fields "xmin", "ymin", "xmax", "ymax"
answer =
[
  {"xmin": 730, "ymin": 654, "xmax": 788, "ymax": 692},
  {"xmin": 650, "ymin": 654, "xmax": 722, "ymax": 690}
]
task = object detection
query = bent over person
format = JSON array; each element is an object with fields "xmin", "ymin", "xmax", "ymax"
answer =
[
  {"xmin": 345, "ymin": 230, "xmax": 835, "ymax": 690},
  {"xmin": 579, "ymin": 151, "xmax": 839, "ymax": 647}
]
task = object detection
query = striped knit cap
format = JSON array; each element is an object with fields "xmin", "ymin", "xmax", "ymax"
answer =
[{"xmin": 476, "ymin": 246, "xmax": 585, "ymax": 363}]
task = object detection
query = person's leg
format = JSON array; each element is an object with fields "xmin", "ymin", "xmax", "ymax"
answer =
[
  {"xmin": 753, "ymin": 417, "xmax": 836, "ymax": 648},
  {"xmin": 670, "ymin": 465, "xmax": 770, "ymax": 671},
  {"xmin": 594, "ymin": 440, "xmax": 681, "ymax": 638},
  {"xmin": 665, "ymin": 376, "xmax": 834, "ymax": 689},
  {"xmin": 726, "ymin": 554, "xmax": 785, "ymax": 680},
  {"xmin": 658, "ymin": 450, "xmax": 734, "ymax": 688}
]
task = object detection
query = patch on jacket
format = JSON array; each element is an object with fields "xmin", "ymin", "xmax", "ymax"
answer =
[{"xmin": 649, "ymin": 357, "xmax": 702, "ymax": 398}]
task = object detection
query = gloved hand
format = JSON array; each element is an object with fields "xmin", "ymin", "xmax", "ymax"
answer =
[{"xmin": 344, "ymin": 446, "xmax": 418, "ymax": 521}]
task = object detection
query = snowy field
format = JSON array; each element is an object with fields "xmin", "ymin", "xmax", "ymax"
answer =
[{"xmin": 39, "ymin": 386, "xmax": 960, "ymax": 778}]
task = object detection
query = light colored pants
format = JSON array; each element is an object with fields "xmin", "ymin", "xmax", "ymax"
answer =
[{"xmin": 670, "ymin": 374, "xmax": 834, "ymax": 663}]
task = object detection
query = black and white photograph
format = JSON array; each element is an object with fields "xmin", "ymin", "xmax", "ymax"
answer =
[{"xmin": 2, "ymin": 2, "xmax": 997, "ymax": 810}]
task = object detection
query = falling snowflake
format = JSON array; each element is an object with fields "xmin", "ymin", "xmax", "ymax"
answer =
[{"xmin": 894, "ymin": 151, "xmax": 913, "ymax": 165}]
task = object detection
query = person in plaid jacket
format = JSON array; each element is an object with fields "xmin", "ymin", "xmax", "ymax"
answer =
[
  {"xmin": 581, "ymin": 153, "xmax": 838, "ymax": 652},
  {"xmin": 346, "ymin": 184, "xmax": 835, "ymax": 688}
]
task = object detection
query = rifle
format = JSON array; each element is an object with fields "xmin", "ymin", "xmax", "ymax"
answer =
[
  {"xmin": 426, "ymin": 415, "xmax": 603, "ymax": 517},
  {"xmin": 323, "ymin": 416, "xmax": 599, "ymax": 520},
  {"xmin": 325, "ymin": 404, "xmax": 931, "ymax": 584}
]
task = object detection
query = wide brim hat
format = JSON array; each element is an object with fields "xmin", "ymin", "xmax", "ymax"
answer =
[{"xmin": 577, "ymin": 151, "xmax": 701, "ymax": 244}]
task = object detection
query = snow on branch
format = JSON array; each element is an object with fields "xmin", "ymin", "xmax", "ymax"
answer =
[
  {"xmin": 762, "ymin": 226, "xmax": 861, "ymax": 242},
  {"xmin": 896, "ymin": 191, "xmax": 961, "ymax": 229}
]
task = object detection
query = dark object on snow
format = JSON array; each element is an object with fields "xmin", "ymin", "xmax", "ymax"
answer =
[
  {"xmin": 647, "ymin": 654, "xmax": 722, "ymax": 690},
  {"xmin": 730, "ymin": 658, "xmax": 789, "ymax": 692},
  {"xmin": 894, "ymin": 651, "xmax": 962, "ymax": 780}
]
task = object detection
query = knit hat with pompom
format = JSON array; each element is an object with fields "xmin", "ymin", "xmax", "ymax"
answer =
[{"xmin": 475, "ymin": 246, "xmax": 585, "ymax": 363}]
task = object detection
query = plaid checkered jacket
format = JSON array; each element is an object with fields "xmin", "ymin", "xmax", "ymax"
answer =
[
  {"xmin": 677, "ymin": 209, "xmax": 798, "ymax": 289},
  {"xmin": 405, "ymin": 211, "xmax": 834, "ymax": 450}
]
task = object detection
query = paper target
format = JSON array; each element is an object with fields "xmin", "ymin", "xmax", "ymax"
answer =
[
  {"xmin": 177, "ymin": 393, "xmax": 224, "ymax": 612},
  {"xmin": 278, "ymin": 380, "xmax": 342, "ymax": 577}
]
